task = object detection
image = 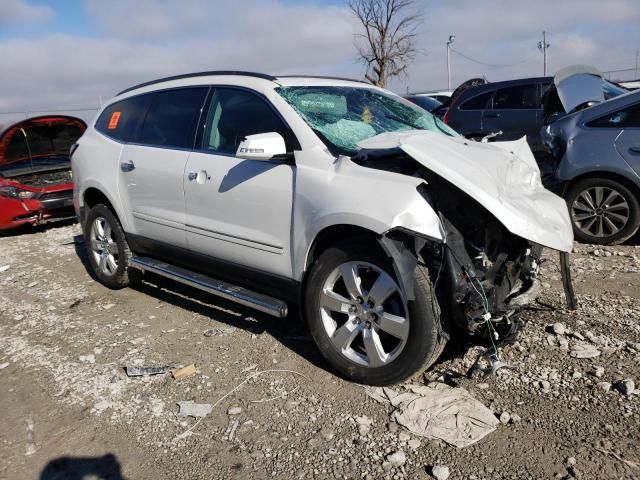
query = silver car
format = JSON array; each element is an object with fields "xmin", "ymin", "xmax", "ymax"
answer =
[{"xmin": 542, "ymin": 66, "xmax": 640, "ymax": 245}]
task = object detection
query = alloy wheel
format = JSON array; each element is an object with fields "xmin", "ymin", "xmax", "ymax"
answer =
[
  {"xmin": 319, "ymin": 261, "xmax": 409, "ymax": 368},
  {"xmin": 571, "ymin": 186, "xmax": 630, "ymax": 239},
  {"xmin": 90, "ymin": 216, "xmax": 119, "ymax": 276}
]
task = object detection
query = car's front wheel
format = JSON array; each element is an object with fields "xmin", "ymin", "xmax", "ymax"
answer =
[
  {"xmin": 84, "ymin": 204, "xmax": 142, "ymax": 289},
  {"xmin": 304, "ymin": 241, "xmax": 446, "ymax": 386},
  {"xmin": 566, "ymin": 177, "xmax": 640, "ymax": 245}
]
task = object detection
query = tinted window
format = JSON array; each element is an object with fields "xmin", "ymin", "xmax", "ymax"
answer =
[
  {"xmin": 138, "ymin": 87, "xmax": 208, "ymax": 148},
  {"xmin": 492, "ymin": 84, "xmax": 538, "ymax": 109},
  {"xmin": 404, "ymin": 95, "xmax": 441, "ymax": 112},
  {"xmin": 587, "ymin": 103, "xmax": 640, "ymax": 128},
  {"xmin": 96, "ymin": 94, "xmax": 151, "ymax": 142},
  {"xmin": 203, "ymin": 88, "xmax": 289, "ymax": 155},
  {"xmin": 603, "ymin": 81, "xmax": 628, "ymax": 100},
  {"xmin": 460, "ymin": 91, "xmax": 492, "ymax": 110}
]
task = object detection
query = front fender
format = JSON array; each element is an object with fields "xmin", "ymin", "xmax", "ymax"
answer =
[{"xmin": 293, "ymin": 158, "xmax": 445, "ymax": 280}]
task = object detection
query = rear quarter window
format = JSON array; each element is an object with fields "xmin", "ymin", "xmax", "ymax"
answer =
[
  {"xmin": 95, "ymin": 94, "xmax": 152, "ymax": 142},
  {"xmin": 586, "ymin": 102, "xmax": 640, "ymax": 128}
]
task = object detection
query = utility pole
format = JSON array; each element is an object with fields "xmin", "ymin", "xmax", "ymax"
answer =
[
  {"xmin": 538, "ymin": 31, "xmax": 550, "ymax": 76},
  {"xmin": 446, "ymin": 35, "xmax": 455, "ymax": 90},
  {"xmin": 635, "ymin": 50, "xmax": 639, "ymax": 79}
]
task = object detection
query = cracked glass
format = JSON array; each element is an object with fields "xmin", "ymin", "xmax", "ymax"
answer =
[{"xmin": 278, "ymin": 86, "xmax": 457, "ymax": 156}]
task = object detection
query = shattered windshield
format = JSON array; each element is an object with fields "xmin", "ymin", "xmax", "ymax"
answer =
[{"xmin": 277, "ymin": 86, "xmax": 457, "ymax": 156}]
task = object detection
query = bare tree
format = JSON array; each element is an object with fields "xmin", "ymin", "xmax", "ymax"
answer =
[{"xmin": 348, "ymin": 0, "xmax": 422, "ymax": 87}]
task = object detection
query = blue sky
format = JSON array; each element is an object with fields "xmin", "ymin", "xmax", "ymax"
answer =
[{"xmin": 1, "ymin": 0, "xmax": 639, "ymax": 123}]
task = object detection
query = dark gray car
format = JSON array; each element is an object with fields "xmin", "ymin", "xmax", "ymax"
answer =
[
  {"xmin": 444, "ymin": 77, "xmax": 552, "ymax": 152},
  {"xmin": 445, "ymin": 76, "xmax": 627, "ymax": 155}
]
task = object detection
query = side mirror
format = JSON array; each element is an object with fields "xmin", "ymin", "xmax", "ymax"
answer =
[{"xmin": 235, "ymin": 132, "xmax": 287, "ymax": 161}]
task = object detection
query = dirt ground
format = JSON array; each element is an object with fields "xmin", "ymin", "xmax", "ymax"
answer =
[{"xmin": 0, "ymin": 221, "xmax": 639, "ymax": 480}]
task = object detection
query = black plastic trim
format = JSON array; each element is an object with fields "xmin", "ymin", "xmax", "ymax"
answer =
[
  {"xmin": 117, "ymin": 71, "xmax": 277, "ymax": 96},
  {"xmin": 275, "ymin": 75, "xmax": 369, "ymax": 85},
  {"xmin": 125, "ymin": 233, "xmax": 301, "ymax": 304}
]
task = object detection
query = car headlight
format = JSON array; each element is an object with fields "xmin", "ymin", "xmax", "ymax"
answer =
[{"xmin": 0, "ymin": 186, "xmax": 36, "ymax": 199}]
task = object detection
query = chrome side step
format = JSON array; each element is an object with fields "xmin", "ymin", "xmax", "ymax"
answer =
[{"xmin": 129, "ymin": 256, "xmax": 288, "ymax": 318}]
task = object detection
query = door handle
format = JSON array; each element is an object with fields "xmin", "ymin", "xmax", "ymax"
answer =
[
  {"xmin": 629, "ymin": 146, "xmax": 640, "ymax": 154},
  {"xmin": 188, "ymin": 170, "xmax": 210, "ymax": 183},
  {"xmin": 120, "ymin": 160, "xmax": 135, "ymax": 172}
]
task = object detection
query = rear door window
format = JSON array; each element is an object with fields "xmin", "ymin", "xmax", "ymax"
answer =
[
  {"xmin": 460, "ymin": 91, "xmax": 492, "ymax": 110},
  {"xmin": 137, "ymin": 87, "xmax": 208, "ymax": 149},
  {"xmin": 587, "ymin": 103, "xmax": 640, "ymax": 128},
  {"xmin": 95, "ymin": 94, "xmax": 152, "ymax": 142},
  {"xmin": 492, "ymin": 84, "xmax": 538, "ymax": 110}
]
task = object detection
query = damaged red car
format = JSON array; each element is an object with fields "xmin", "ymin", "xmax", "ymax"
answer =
[{"xmin": 0, "ymin": 116, "xmax": 86, "ymax": 231}]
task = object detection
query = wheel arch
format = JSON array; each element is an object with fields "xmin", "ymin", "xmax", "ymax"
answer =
[
  {"xmin": 563, "ymin": 170, "xmax": 640, "ymax": 201},
  {"xmin": 301, "ymin": 224, "xmax": 442, "ymax": 303},
  {"xmin": 303, "ymin": 224, "xmax": 383, "ymax": 275},
  {"xmin": 81, "ymin": 185, "xmax": 129, "ymax": 231}
]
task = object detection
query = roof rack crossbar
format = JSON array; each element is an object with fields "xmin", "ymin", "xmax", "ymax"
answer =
[{"xmin": 117, "ymin": 71, "xmax": 277, "ymax": 96}]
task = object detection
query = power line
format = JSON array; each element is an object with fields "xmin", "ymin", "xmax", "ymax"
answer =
[
  {"xmin": 0, "ymin": 107, "xmax": 99, "ymax": 115},
  {"xmin": 450, "ymin": 47, "xmax": 535, "ymax": 69}
]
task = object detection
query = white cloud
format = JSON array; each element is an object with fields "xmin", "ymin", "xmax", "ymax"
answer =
[
  {"xmin": 0, "ymin": 0, "xmax": 53, "ymax": 25},
  {"xmin": 0, "ymin": 0, "xmax": 639, "ymax": 124}
]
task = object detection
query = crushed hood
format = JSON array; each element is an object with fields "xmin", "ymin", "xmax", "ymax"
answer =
[
  {"xmin": 0, "ymin": 116, "xmax": 86, "ymax": 166},
  {"xmin": 358, "ymin": 131, "xmax": 573, "ymax": 252},
  {"xmin": 553, "ymin": 65, "xmax": 604, "ymax": 113}
]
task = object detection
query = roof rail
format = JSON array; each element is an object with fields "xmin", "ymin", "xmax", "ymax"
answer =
[
  {"xmin": 117, "ymin": 71, "xmax": 277, "ymax": 96},
  {"xmin": 276, "ymin": 75, "xmax": 370, "ymax": 85}
]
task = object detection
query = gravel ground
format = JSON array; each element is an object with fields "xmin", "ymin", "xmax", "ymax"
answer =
[{"xmin": 0, "ymin": 222, "xmax": 639, "ymax": 480}]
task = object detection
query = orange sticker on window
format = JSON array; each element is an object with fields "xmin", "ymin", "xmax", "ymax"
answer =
[{"xmin": 108, "ymin": 111, "xmax": 121, "ymax": 129}]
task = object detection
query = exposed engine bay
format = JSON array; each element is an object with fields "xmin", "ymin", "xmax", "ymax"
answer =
[
  {"xmin": 1, "ymin": 163, "xmax": 72, "ymax": 187},
  {"xmin": 354, "ymin": 148, "xmax": 575, "ymax": 341}
]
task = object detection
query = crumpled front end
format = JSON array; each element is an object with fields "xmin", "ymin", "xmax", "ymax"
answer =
[{"xmin": 354, "ymin": 131, "xmax": 575, "ymax": 333}]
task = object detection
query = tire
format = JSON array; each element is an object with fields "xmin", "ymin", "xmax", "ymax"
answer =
[
  {"xmin": 83, "ymin": 204, "xmax": 142, "ymax": 289},
  {"xmin": 565, "ymin": 177, "xmax": 640, "ymax": 245},
  {"xmin": 304, "ymin": 241, "xmax": 446, "ymax": 386}
]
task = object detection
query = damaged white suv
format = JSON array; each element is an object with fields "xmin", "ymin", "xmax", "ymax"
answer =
[{"xmin": 73, "ymin": 71, "xmax": 574, "ymax": 385}]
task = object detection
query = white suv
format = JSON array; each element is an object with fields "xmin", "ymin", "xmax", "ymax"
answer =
[{"xmin": 72, "ymin": 71, "xmax": 573, "ymax": 385}]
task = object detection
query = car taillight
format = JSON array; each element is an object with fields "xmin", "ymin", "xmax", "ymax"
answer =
[{"xmin": 443, "ymin": 108, "xmax": 451, "ymax": 124}]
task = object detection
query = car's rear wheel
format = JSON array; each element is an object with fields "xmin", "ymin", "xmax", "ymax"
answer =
[
  {"xmin": 304, "ymin": 241, "xmax": 446, "ymax": 386},
  {"xmin": 84, "ymin": 204, "xmax": 142, "ymax": 288},
  {"xmin": 566, "ymin": 177, "xmax": 640, "ymax": 245}
]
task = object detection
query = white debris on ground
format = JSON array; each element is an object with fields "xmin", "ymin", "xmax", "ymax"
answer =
[
  {"xmin": 177, "ymin": 401, "xmax": 213, "ymax": 418},
  {"xmin": 365, "ymin": 383, "xmax": 499, "ymax": 448}
]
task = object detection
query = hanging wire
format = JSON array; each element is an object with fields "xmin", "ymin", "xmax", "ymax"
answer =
[{"xmin": 450, "ymin": 47, "xmax": 536, "ymax": 69}]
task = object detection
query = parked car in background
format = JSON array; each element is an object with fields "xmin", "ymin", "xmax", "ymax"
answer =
[
  {"xmin": 431, "ymin": 78, "xmax": 488, "ymax": 120},
  {"xmin": 542, "ymin": 66, "xmax": 640, "ymax": 245},
  {"xmin": 0, "ymin": 116, "xmax": 86, "ymax": 231},
  {"xmin": 72, "ymin": 71, "xmax": 572, "ymax": 385},
  {"xmin": 444, "ymin": 75, "xmax": 627, "ymax": 154},
  {"xmin": 409, "ymin": 90, "xmax": 452, "ymax": 104},
  {"xmin": 403, "ymin": 94, "xmax": 442, "ymax": 113}
]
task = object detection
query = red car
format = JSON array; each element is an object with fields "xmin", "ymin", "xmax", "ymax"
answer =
[{"xmin": 0, "ymin": 115, "xmax": 86, "ymax": 231}]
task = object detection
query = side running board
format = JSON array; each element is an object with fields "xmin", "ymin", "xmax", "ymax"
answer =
[{"xmin": 129, "ymin": 256, "xmax": 288, "ymax": 318}]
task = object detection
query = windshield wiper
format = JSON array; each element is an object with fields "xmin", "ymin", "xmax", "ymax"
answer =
[{"xmin": 383, "ymin": 114, "xmax": 423, "ymax": 130}]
